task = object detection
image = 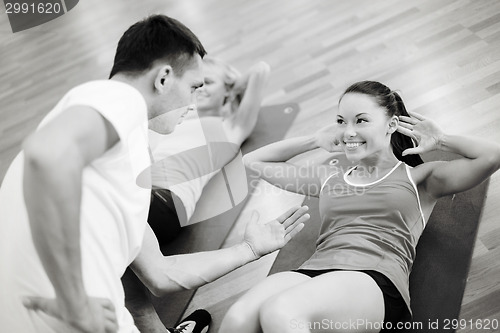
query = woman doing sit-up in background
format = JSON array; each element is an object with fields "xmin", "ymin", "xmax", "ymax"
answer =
[{"xmin": 148, "ymin": 58, "xmax": 270, "ymax": 242}]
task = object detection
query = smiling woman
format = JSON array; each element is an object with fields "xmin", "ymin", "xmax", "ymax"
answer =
[
  {"xmin": 222, "ymin": 80, "xmax": 500, "ymax": 333},
  {"xmin": 338, "ymin": 81, "xmax": 423, "ymax": 168},
  {"xmin": 196, "ymin": 57, "xmax": 241, "ymax": 117}
]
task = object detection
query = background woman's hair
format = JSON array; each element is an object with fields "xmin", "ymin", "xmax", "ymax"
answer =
[
  {"xmin": 339, "ymin": 81, "xmax": 424, "ymax": 167},
  {"xmin": 203, "ymin": 57, "xmax": 241, "ymax": 98}
]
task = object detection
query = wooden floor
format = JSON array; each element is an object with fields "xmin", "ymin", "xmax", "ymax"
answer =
[{"xmin": 1, "ymin": 0, "xmax": 499, "ymax": 331}]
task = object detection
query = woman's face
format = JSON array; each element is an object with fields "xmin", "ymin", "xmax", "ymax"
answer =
[
  {"xmin": 196, "ymin": 63, "xmax": 229, "ymax": 114},
  {"xmin": 337, "ymin": 92, "xmax": 395, "ymax": 162}
]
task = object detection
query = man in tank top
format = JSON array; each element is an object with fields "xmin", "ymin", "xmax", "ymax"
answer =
[{"xmin": 0, "ymin": 15, "xmax": 308, "ymax": 333}]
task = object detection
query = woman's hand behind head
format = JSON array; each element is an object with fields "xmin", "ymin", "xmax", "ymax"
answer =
[
  {"xmin": 314, "ymin": 124, "xmax": 343, "ymax": 153},
  {"xmin": 397, "ymin": 111, "xmax": 444, "ymax": 156}
]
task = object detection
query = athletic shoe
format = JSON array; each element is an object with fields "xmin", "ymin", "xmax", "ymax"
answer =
[{"xmin": 168, "ymin": 309, "xmax": 211, "ymax": 333}]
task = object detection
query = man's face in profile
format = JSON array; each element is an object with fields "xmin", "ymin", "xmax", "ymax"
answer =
[{"xmin": 149, "ymin": 54, "xmax": 204, "ymax": 134}]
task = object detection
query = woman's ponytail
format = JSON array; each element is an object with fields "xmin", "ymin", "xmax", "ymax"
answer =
[{"xmin": 391, "ymin": 92, "xmax": 424, "ymax": 167}]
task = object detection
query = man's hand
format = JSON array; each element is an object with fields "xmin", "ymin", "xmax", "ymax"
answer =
[
  {"xmin": 243, "ymin": 205, "xmax": 310, "ymax": 258},
  {"xmin": 23, "ymin": 296, "xmax": 118, "ymax": 333}
]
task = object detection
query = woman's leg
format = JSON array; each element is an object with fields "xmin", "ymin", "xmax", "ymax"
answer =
[
  {"xmin": 259, "ymin": 271, "xmax": 385, "ymax": 333},
  {"xmin": 219, "ymin": 271, "xmax": 312, "ymax": 333}
]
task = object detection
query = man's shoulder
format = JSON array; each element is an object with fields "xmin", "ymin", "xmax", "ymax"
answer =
[{"xmin": 68, "ymin": 80, "xmax": 143, "ymax": 100}]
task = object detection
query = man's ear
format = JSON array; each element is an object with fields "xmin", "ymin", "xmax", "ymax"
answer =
[
  {"xmin": 154, "ymin": 65, "xmax": 174, "ymax": 94},
  {"xmin": 388, "ymin": 115, "xmax": 399, "ymax": 134}
]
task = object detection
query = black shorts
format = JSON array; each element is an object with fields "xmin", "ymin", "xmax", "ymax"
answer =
[
  {"xmin": 292, "ymin": 268, "xmax": 409, "ymax": 328},
  {"xmin": 148, "ymin": 189, "xmax": 182, "ymax": 245}
]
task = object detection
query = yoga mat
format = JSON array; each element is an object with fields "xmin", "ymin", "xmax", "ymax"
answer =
[
  {"xmin": 149, "ymin": 102, "xmax": 300, "ymax": 327},
  {"xmin": 268, "ymin": 150, "xmax": 490, "ymax": 333}
]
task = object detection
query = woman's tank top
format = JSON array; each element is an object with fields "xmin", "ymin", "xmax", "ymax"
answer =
[{"xmin": 299, "ymin": 161, "xmax": 426, "ymax": 314}]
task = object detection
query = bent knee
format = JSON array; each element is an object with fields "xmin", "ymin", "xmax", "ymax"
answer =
[
  {"xmin": 220, "ymin": 300, "xmax": 260, "ymax": 332},
  {"xmin": 221, "ymin": 307, "xmax": 246, "ymax": 330},
  {"xmin": 259, "ymin": 292, "xmax": 384, "ymax": 333},
  {"xmin": 259, "ymin": 295, "xmax": 300, "ymax": 329}
]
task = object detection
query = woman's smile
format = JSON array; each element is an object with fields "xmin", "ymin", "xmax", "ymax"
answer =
[{"xmin": 344, "ymin": 141, "xmax": 366, "ymax": 150}]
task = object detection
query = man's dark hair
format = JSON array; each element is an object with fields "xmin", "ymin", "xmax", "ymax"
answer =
[{"xmin": 109, "ymin": 15, "xmax": 207, "ymax": 78}]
